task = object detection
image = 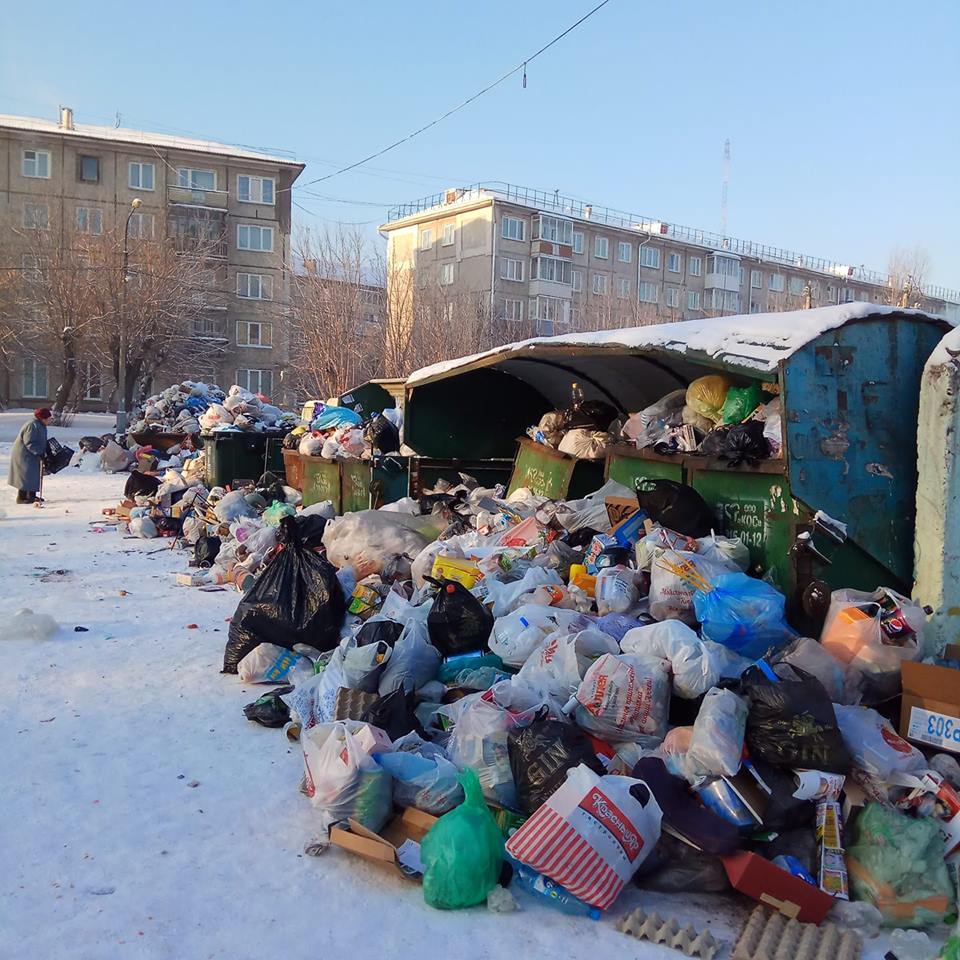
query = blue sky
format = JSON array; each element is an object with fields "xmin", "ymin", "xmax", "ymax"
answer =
[{"xmin": 1, "ymin": 0, "xmax": 957, "ymax": 287}]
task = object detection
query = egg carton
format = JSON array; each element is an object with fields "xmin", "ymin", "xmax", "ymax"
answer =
[
  {"xmin": 731, "ymin": 905, "xmax": 861, "ymax": 960},
  {"xmin": 617, "ymin": 908, "xmax": 721, "ymax": 960}
]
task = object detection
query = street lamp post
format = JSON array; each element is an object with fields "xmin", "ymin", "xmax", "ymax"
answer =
[{"xmin": 116, "ymin": 197, "xmax": 142, "ymax": 436}]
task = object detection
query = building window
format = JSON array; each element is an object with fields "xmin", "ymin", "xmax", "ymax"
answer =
[
  {"xmin": 178, "ymin": 168, "xmax": 216, "ymax": 191},
  {"xmin": 21, "ymin": 255, "xmax": 48, "ymax": 280},
  {"xmin": 750, "ymin": 269, "xmax": 762, "ymax": 289},
  {"xmin": 706, "ymin": 254, "xmax": 740, "ymax": 278},
  {"xmin": 593, "ymin": 274, "xmax": 608, "ymax": 296},
  {"xmin": 665, "ymin": 287, "xmax": 679, "ymax": 308},
  {"xmin": 502, "ymin": 216, "xmax": 525, "ymax": 241},
  {"xmin": 640, "ymin": 246, "xmax": 661, "ymax": 269},
  {"xmin": 23, "ymin": 203, "xmax": 49, "ymax": 230},
  {"xmin": 666, "ymin": 252, "xmax": 682, "ymax": 273},
  {"xmin": 236, "ymin": 368, "xmax": 273, "ymax": 395},
  {"xmin": 128, "ymin": 211, "xmax": 154, "ymax": 239},
  {"xmin": 78, "ymin": 155, "xmax": 100, "ymax": 182},
  {"xmin": 617, "ymin": 241, "xmax": 633, "ymax": 263},
  {"xmin": 237, "ymin": 224, "xmax": 273, "ymax": 252},
  {"xmin": 687, "ymin": 290, "xmax": 700, "ymax": 311},
  {"xmin": 534, "ymin": 256, "xmax": 572, "ymax": 284},
  {"xmin": 534, "ymin": 215, "xmax": 573, "ymax": 245},
  {"xmin": 128, "ymin": 161, "xmax": 155, "ymax": 191},
  {"xmin": 442, "ymin": 223, "xmax": 455, "ymax": 246},
  {"xmin": 22, "ymin": 149, "xmax": 51, "ymax": 179},
  {"xmin": 504, "ymin": 298, "xmax": 523, "ymax": 322},
  {"xmin": 639, "ymin": 281, "xmax": 658, "ymax": 303},
  {"xmin": 617, "ymin": 277, "xmax": 630, "ymax": 299},
  {"xmin": 531, "ymin": 295, "xmax": 570, "ymax": 333},
  {"xmin": 594, "ymin": 236, "xmax": 609, "ymax": 259},
  {"xmin": 841, "ymin": 287, "xmax": 857, "ymax": 303},
  {"xmin": 826, "ymin": 284, "xmax": 837, "ymax": 303},
  {"xmin": 75, "ymin": 206, "xmax": 103, "ymax": 235},
  {"xmin": 23, "ymin": 358, "xmax": 48, "ymax": 398},
  {"xmin": 572, "ymin": 269, "xmax": 582, "ymax": 292},
  {"xmin": 750, "ymin": 301, "xmax": 761, "ymax": 314},
  {"xmin": 419, "ymin": 228, "xmax": 433, "ymax": 251},
  {"xmin": 237, "ymin": 321, "xmax": 273, "ymax": 348},
  {"xmin": 237, "ymin": 272, "xmax": 273, "ymax": 300},
  {"xmin": 709, "ymin": 289, "xmax": 741, "ymax": 312},
  {"xmin": 501, "ymin": 257, "xmax": 525, "ymax": 282},
  {"xmin": 688, "ymin": 256, "xmax": 702, "ymax": 277},
  {"xmin": 789, "ymin": 277, "xmax": 805, "ymax": 296},
  {"xmin": 237, "ymin": 175, "xmax": 275, "ymax": 204},
  {"xmin": 81, "ymin": 361, "xmax": 102, "ymax": 400},
  {"xmin": 769, "ymin": 273, "xmax": 785, "ymax": 292},
  {"xmin": 440, "ymin": 262, "xmax": 455, "ymax": 285},
  {"xmin": 572, "ymin": 230, "xmax": 584, "ymax": 255}
]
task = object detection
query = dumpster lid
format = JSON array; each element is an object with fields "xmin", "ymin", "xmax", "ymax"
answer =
[{"xmin": 408, "ymin": 303, "xmax": 946, "ymax": 387}]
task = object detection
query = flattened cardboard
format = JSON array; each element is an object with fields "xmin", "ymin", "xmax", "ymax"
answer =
[
  {"xmin": 330, "ymin": 807, "xmax": 438, "ymax": 879},
  {"xmin": 605, "ymin": 497, "xmax": 638, "ymax": 528},
  {"xmin": 722, "ymin": 850, "xmax": 835, "ymax": 924},
  {"xmin": 900, "ymin": 655, "xmax": 960, "ymax": 753}
]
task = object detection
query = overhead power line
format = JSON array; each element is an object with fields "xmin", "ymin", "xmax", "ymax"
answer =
[{"xmin": 290, "ymin": 0, "xmax": 615, "ymax": 191}]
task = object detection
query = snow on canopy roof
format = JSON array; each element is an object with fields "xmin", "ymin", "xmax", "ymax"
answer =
[
  {"xmin": 407, "ymin": 302, "xmax": 945, "ymax": 386},
  {"xmin": 0, "ymin": 113, "xmax": 304, "ymax": 168}
]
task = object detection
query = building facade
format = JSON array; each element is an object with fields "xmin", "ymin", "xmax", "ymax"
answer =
[
  {"xmin": 0, "ymin": 108, "xmax": 304, "ymax": 408},
  {"xmin": 381, "ymin": 183, "xmax": 959, "ymax": 340}
]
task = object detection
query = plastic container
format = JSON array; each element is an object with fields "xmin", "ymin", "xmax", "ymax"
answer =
[
  {"xmin": 568, "ymin": 564, "xmax": 597, "ymax": 598},
  {"xmin": 509, "ymin": 858, "xmax": 601, "ymax": 920}
]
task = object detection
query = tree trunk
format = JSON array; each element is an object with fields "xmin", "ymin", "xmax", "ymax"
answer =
[{"xmin": 52, "ymin": 344, "xmax": 78, "ymax": 422}]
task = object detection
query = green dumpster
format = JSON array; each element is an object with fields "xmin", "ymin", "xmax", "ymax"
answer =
[
  {"xmin": 507, "ymin": 437, "xmax": 605, "ymax": 499},
  {"xmin": 204, "ymin": 433, "xmax": 285, "ymax": 489},
  {"xmin": 301, "ymin": 457, "xmax": 342, "ymax": 511}
]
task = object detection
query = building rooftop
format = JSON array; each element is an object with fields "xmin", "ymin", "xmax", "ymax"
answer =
[
  {"xmin": 0, "ymin": 112, "xmax": 305, "ymax": 169},
  {"xmin": 385, "ymin": 181, "xmax": 959, "ymax": 306}
]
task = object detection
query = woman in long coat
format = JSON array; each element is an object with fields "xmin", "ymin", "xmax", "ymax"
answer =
[{"xmin": 8, "ymin": 407, "xmax": 52, "ymax": 503}]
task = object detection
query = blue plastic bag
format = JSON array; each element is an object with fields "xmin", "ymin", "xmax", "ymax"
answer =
[
  {"xmin": 375, "ymin": 734, "xmax": 464, "ymax": 815},
  {"xmin": 693, "ymin": 572, "xmax": 791, "ymax": 660},
  {"xmin": 311, "ymin": 407, "xmax": 363, "ymax": 431}
]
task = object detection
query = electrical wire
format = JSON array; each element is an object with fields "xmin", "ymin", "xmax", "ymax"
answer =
[{"xmin": 289, "ymin": 0, "xmax": 615, "ymax": 190}]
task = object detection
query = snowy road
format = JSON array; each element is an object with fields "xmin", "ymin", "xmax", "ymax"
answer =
[{"xmin": 0, "ymin": 412, "xmax": 906, "ymax": 959}]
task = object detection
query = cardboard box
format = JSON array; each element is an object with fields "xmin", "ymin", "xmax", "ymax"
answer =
[
  {"xmin": 330, "ymin": 807, "xmax": 438, "ymax": 879},
  {"xmin": 722, "ymin": 850, "xmax": 835, "ymax": 924},
  {"xmin": 176, "ymin": 571, "xmax": 208, "ymax": 587},
  {"xmin": 900, "ymin": 647, "xmax": 960, "ymax": 755}
]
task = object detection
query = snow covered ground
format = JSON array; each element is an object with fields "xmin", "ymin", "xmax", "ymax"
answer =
[{"xmin": 0, "ymin": 411, "xmax": 927, "ymax": 958}]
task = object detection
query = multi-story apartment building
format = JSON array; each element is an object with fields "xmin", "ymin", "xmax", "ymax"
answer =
[
  {"xmin": 381, "ymin": 182, "xmax": 959, "ymax": 340},
  {"xmin": 0, "ymin": 108, "xmax": 304, "ymax": 408}
]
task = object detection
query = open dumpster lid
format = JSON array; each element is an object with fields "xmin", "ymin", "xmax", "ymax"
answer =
[{"xmin": 408, "ymin": 303, "xmax": 945, "ymax": 391}]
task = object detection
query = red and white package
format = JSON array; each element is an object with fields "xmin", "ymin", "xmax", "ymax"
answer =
[{"xmin": 505, "ymin": 763, "xmax": 662, "ymax": 909}]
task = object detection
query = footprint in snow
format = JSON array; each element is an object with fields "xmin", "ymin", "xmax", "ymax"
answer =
[{"xmin": 87, "ymin": 886, "xmax": 116, "ymax": 896}]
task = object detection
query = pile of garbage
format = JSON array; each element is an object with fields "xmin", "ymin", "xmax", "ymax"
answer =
[
  {"xmin": 217, "ymin": 472, "xmax": 960, "ymax": 949},
  {"xmin": 528, "ymin": 375, "xmax": 782, "ymax": 463},
  {"xmin": 127, "ymin": 381, "xmax": 300, "ymax": 437},
  {"xmin": 290, "ymin": 404, "xmax": 402, "ymax": 460}
]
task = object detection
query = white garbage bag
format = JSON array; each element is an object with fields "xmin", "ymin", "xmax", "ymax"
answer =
[
  {"xmin": 518, "ymin": 628, "xmax": 619, "ymax": 701},
  {"xmin": 488, "ymin": 604, "xmax": 586, "ymax": 667},
  {"xmin": 681, "ymin": 688, "xmax": 749, "ymax": 782},
  {"xmin": 620, "ymin": 620, "xmax": 725, "ymax": 699}
]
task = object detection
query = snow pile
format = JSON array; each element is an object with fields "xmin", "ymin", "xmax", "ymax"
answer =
[{"xmin": 1, "ymin": 608, "xmax": 59, "ymax": 641}]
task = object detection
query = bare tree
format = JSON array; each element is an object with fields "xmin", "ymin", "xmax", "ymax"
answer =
[{"xmin": 884, "ymin": 246, "xmax": 931, "ymax": 308}]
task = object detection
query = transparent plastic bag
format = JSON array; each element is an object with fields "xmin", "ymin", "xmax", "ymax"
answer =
[
  {"xmin": 623, "ymin": 390, "xmax": 686, "ymax": 449},
  {"xmin": 778, "ymin": 636, "xmax": 849, "ymax": 704},
  {"xmin": 834, "ymin": 704, "xmax": 927, "ymax": 780},
  {"xmin": 488, "ymin": 604, "xmax": 585, "ymax": 668},
  {"xmin": 375, "ymin": 732, "xmax": 464, "ymax": 815},
  {"xmin": 378, "ymin": 617, "xmax": 441, "ymax": 695},
  {"xmin": 236, "ymin": 642, "xmax": 314, "ymax": 684},
  {"xmin": 594, "ymin": 565, "xmax": 642, "ymax": 616},
  {"xmin": 682, "ymin": 688, "xmax": 748, "ymax": 782}
]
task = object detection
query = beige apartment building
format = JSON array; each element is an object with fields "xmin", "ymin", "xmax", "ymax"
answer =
[
  {"xmin": 381, "ymin": 183, "xmax": 959, "ymax": 339},
  {"xmin": 0, "ymin": 108, "xmax": 304, "ymax": 409}
]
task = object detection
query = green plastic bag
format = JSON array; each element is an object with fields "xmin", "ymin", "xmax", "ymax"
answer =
[
  {"xmin": 721, "ymin": 383, "xmax": 763, "ymax": 424},
  {"xmin": 421, "ymin": 768, "xmax": 504, "ymax": 909},
  {"xmin": 847, "ymin": 803, "xmax": 954, "ymax": 927},
  {"xmin": 262, "ymin": 500, "xmax": 296, "ymax": 526}
]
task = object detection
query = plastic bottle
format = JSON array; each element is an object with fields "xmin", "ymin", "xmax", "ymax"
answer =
[
  {"xmin": 509, "ymin": 858, "xmax": 601, "ymax": 920},
  {"xmin": 888, "ymin": 929, "xmax": 936, "ymax": 960},
  {"xmin": 570, "ymin": 381, "xmax": 584, "ymax": 412}
]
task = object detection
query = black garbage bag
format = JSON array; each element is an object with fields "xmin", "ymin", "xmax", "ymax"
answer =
[
  {"xmin": 721, "ymin": 420, "xmax": 769, "ymax": 468},
  {"xmin": 564, "ymin": 399, "xmax": 618, "ymax": 431},
  {"xmin": 740, "ymin": 662, "xmax": 850, "ymax": 773},
  {"xmin": 223, "ymin": 515, "xmax": 346, "ymax": 673},
  {"xmin": 697, "ymin": 425, "xmax": 733, "ymax": 458},
  {"xmin": 368, "ymin": 413, "xmax": 400, "ymax": 455},
  {"xmin": 636, "ymin": 478, "xmax": 716, "ymax": 538},
  {"xmin": 293, "ymin": 513, "xmax": 328, "ymax": 550},
  {"xmin": 508, "ymin": 714, "xmax": 605, "ymax": 814},
  {"xmin": 426, "ymin": 578, "xmax": 493, "ymax": 657},
  {"xmin": 79, "ymin": 435, "xmax": 106, "ymax": 453},
  {"xmin": 124, "ymin": 471, "xmax": 161, "ymax": 500},
  {"xmin": 195, "ymin": 535, "xmax": 222, "ymax": 568},
  {"xmin": 282, "ymin": 431, "xmax": 300, "ymax": 450},
  {"xmin": 745, "ymin": 756, "xmax": 814, "ymax": 831},
  {"xmin": 356, "ymin": 618, "xmax": 404, "ymax": 648},
  {"xmin": 42, "ymin": 438, "xmax": 75, "ymax": 475},
  {"xmin": 243, "ymin": 684, "xmax": 293, "ymax": 728},
  {"xmin": 360, "ymin": 687, "xmax": 422, "ymax": 741},
  {"xmin": 633, "ymin": 832, "xmax": 731, "ymax": 893}
]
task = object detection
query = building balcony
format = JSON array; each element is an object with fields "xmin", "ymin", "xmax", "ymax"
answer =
[
  {"xmin": 704, "ymin": 272, "xmax": 741, "ymax": 292},
  {"xmin": 168, "ymin": 185, "xmax": 230, "ymax": 210}
]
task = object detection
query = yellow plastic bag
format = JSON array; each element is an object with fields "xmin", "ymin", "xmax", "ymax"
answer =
[{"xmin": 686, "ymin": 375, "xmax": 731, "ymax": 424}]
